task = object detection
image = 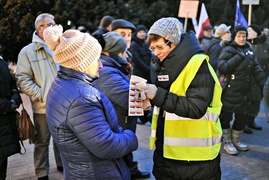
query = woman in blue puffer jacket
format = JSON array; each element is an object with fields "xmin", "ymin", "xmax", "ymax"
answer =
[{"xmin": 43, "ymin": 26, "xmax": 138, "ymax": 180}]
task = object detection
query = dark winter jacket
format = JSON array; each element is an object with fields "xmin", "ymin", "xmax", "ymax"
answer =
[
  {"xmin": 150, "ymin": 32, "xmax": 220, "ymax": 179},
  {"xmin": 218, "ymin": 41, "xmax": 266, "ymax": 114},
  {"xmin": 205, "ymin": 38, "xmax": 222, "ymax": 71},
  {"xmin": 129, "ymin": 34, "xmax": 152, "ymax": 82},
  {"xmin": 199, "ymin": 35, "xmax": 213, "ymax": 52},
  {"xmin": 46, "ymin": 66, "xmax": 138, "ymax": 180},
  {"xmin": 93, "ymin": 54, "xmax": 130, "ymax": 128},
  {"xmin": 248, "ymin": 34, "xmax": 269, "ymax": 77},
  {"xmin": 0, "ymin": 57, "xmax": 21, "ymax": 159},
  {"xmin": 92, "ymin": 27, "xmax": 109, "ymax": 37}
]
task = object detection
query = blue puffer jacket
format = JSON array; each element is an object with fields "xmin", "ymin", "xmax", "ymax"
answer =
[
  {"xmin": 93, "ymin": 54, "xmax": 130, "ymax": 128},
  {"xmin": 46, "ymin": 66, "xmax": 138, "ymax": 180}
]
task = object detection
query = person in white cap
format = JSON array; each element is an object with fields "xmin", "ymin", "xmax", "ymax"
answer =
[
  {"xmin": 143, "ymin": 17, "xmax": 222, "ymax": 179},
  {"xmin": 206, "ymin": 23, "xmax": 232, "ymax": 71},
  {"xmin": 43, "ymin": 26, "xmax": 138, "ymax": 180}
]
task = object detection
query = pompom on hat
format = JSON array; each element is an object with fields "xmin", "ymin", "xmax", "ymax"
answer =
[
  {"xmin": 43, "ymin": 25, "xmax": 102, "ymax": 72},
  {"xmin": 148, "ymin": 17, "xmax": 183, "ymax": 45}
]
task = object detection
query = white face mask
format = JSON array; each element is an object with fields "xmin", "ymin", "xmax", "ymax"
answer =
[{"xmin": 247, "ymin": 27, "xmax": 257, "ymax": 39}]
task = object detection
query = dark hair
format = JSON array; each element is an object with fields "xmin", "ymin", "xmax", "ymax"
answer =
[
  {"xmin": 232, "ymin": 25, "xmax": 248, "ymax": 40},
  {"xmin": 146, "ymin": 34, "xmax": 169, "ymax": 45},
  {"xmin": 100, "ymin": 16, "xmax": 114, "ymax": 28}
]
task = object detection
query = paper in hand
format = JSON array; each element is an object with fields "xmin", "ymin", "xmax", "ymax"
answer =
[{"xmin": 128, "ymin": 75, "xmax": 151, "ymax": 116}]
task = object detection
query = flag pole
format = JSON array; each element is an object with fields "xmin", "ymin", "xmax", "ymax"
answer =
[
  {"xmin": 248, "ymin": 4, "xmax": 252, "ymax": 25},
  {"xmin": 184, "ymin": 12, "xmax": 188, "ymax": 32}
]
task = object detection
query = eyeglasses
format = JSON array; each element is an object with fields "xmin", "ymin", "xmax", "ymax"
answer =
[
  {"xmin": 149, "ymin": 41, "xmax": 169, "ymax": 52},
  {"xmin": 40, "ymin": 23, "xmax": 56, "ymax": 27}
]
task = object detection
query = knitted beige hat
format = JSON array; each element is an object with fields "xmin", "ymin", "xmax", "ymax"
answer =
[{"xmin": 43, "ymin": 25, "xmax": 102, "ymax": 72}]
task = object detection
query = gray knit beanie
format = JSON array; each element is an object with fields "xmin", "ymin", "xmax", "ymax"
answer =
[
  {"xmin": 148, "ymin": 17, "xmax": 183, "ymax": 45},
  {"xmin": 102, "ymin": 32, "xmax": 127, "ymax": 54}
]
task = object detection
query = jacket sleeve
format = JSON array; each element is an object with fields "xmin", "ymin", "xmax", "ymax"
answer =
[
  {"xmin": 151, "ymin": 61, "xmax": 214, "ymax": 119},
  {"xmin": 96, "ymin": 67, "xmax": 129, "ymax": 110},
  {"xmin": 67, "ymin": 94, "xmax": 138, "ymax": 159},
  {"xmin": 253, "ymin": 58, "xmax": 267, "ymax": 88},
  {"xmin": 16, "ymin": 49, "xmax": 42, "ymax": 102},
  {"xmin": 218, "ymin": 46, "xmax": 244, "ymax": 75}
]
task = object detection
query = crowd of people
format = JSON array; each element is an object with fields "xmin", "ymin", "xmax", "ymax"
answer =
[{"xmin": 1, "ymin": 12, "xmax": 269, "ymax": 180}]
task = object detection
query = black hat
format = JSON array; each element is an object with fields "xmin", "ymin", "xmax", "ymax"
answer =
[
  {"xmin": 111, "ymin": 19, "xmax": 136, "ymax": 32},
  {"xmin": 232, "ymin": 25, "xmax": 248, "ymax": 40},
  {"xmin": 100, "ymin": 15, "xmax": 114, "ymax": 28},
  {"xmin": 136, "ymin": 25, "xmax": 147, "ymax": 32},
  {"xmin": 248, "ymin": 24, "xmax": 261, "ymax": 36},
  {"xmin": 204, "ymin": 25, "xmax": 213, "ymax": 31}
]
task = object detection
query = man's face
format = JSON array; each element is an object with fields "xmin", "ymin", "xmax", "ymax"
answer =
[
  {"xmin": 37, "ymin": 17, "xmax": 56, "ymax": 40},
  {"xmin": 113, "ymin": 28, "xmax": 132, "ymax": 48},
  {"xmin": 204, "ymin": 29, "xmax": 213, "ymax": 38}
]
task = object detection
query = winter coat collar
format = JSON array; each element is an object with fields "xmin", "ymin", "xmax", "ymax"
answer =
[
  {"xmin": 221, "ymin": 40, "xmax": 251, "ymax": 49},
  {"xmin": 58, "ymin": 66, "xmax": 97, "ymax": 84},
  {"xmin": 32, "ymin": 31, "xmax": 47, "ymax": 50},
  {"xmin": 247, "ymin": 34, "xmax": 268, "ymax": 44},
  {"xmin": 100, "ymin": 54, "xmax": 122, "ymax": 68}
]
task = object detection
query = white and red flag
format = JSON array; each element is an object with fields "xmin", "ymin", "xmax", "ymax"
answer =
[{"xmin": 195, "ymin": 3, "xmax": 211, "ymax": 39}]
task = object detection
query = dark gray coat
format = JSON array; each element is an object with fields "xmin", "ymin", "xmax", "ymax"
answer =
[
  {"xmin": 218, "ymin": 41, "xmax": 266, "ymax": 114},
  {"xmin": 0, "ymin": 57, "xmax": 21, "ymax": 159}
]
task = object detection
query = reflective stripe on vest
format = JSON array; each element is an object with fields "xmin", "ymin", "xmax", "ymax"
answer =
[{"xmin": 150, "ymin": 54, "xmax": 223, "ymax": 161}]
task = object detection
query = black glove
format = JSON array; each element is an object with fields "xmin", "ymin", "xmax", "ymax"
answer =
[
  {"xmin": 11, "ymin": 90, "xmax": 22, "ymax": 105},
  {"xmin": 10, "ymin": 99, "xmax": 19, "ymax": 111}
]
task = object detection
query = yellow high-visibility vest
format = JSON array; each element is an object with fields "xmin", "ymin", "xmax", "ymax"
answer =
[{"xmin": 150, "ymin": 54, "xmax": 223, "ymax": 161}]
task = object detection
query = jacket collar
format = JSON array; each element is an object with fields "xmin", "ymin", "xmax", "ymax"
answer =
[
  {"xmin": 58, "ymin": 66, "xmax": 97, "ymax": 84},
  {"xmin": 32, "ymin": 31, "xmax": 47, "ymax": 51},
  {"xmin": 151, "ymin": 31, "xmax": 203, "ymax": 88}
]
